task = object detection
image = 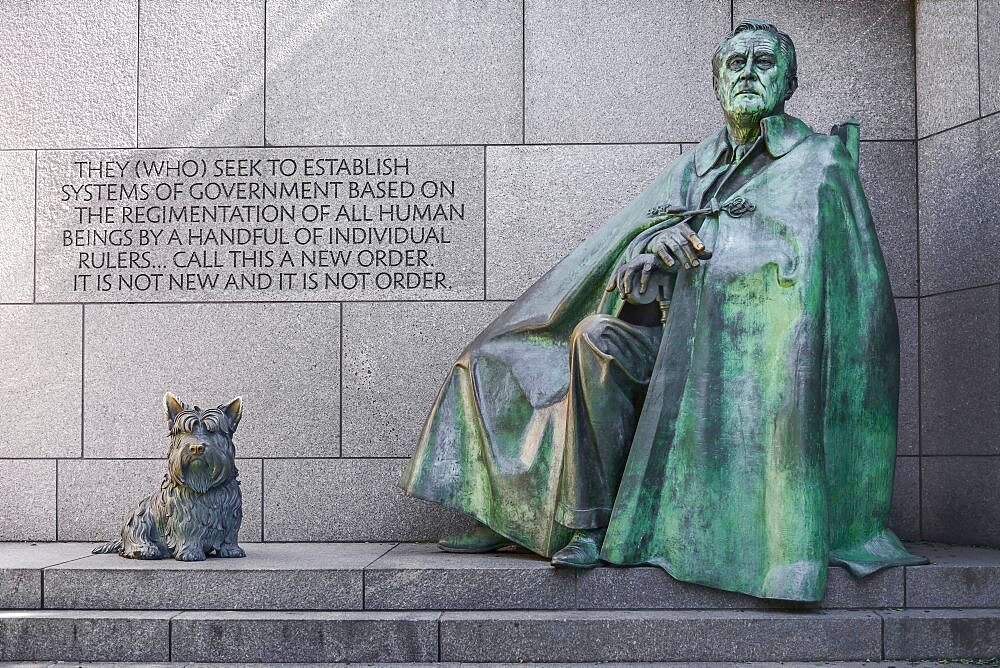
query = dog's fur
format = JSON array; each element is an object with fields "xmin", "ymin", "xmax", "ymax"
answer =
[{"xmin": 93, "ymin": 393, "xmax": 245, "ymax": 561}]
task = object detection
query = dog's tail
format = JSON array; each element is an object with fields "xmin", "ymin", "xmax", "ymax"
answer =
[{"xmin": 92, "ymin": 538, "xmax": 122, "ymax": 554}]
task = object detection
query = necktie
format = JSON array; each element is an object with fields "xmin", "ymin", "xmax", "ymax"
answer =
[{"xmin": 732, "ymin": 142, "xmax": 749, "ymax": 164}]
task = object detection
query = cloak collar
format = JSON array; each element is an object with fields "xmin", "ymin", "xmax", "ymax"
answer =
[{"xmin": 694, "ymin": 113, "xmax": 814, "ymax": 177}]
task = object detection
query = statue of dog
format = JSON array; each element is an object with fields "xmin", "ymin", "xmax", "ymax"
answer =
[{"xmin": 93, "ymin": 393, "xmax": 245, "ymax": 561}]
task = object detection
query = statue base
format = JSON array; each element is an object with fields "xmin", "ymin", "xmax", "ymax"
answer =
[{"xmin": 0, "ymin": 541, "xmax": 997, "ymax": 662}]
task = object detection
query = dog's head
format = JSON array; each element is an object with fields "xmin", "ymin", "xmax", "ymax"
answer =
[{"xmin": 163, "ymin": 393, "xmax": 242, "ymax": 494}]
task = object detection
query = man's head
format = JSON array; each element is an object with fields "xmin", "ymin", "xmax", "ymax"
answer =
[{"xmin": 712, "ymin": 20, "xmax": 797, "ymax": 131}]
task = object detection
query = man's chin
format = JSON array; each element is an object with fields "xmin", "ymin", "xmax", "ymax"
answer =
[
  {"xmin": 727, "ymin": 108, "xmax": 766, "ymax": 126},
  {"xmin": 725, "ymin": 100, "xmax": 780, "ymax": 127}
]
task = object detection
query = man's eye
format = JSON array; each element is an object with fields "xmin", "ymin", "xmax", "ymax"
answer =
[
  {"xmin": 728, "ymin": 59, "xmax": 745, "ymax": 70},
  {"xmin": 757, "ymin": 59, "xmax": 775, "ymax": 68}
]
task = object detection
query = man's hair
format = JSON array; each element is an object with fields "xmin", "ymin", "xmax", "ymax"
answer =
[{"xmin": 712, "ymin": 20, "xmax": 797, "ymax": 90}]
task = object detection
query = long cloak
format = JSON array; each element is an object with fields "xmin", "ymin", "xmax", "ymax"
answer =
[{"xmin": 401, "ymin": 113, "xmax": 925, "ymax": 601}]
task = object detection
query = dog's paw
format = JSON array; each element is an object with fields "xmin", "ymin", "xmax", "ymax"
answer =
[
  {"xmin": 127, "ymin": 545, "xmax": 166, "ymax": 560},
  {"xmin": 174, "ymin": 548, "xmax": 208, "ymax": 562},
  {"xmin": 218, "ymin": 544, "xmax": 246, "ymax": 558}
]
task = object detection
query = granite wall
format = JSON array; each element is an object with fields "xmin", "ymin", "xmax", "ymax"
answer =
[
  {"xmin": 0, "ymin": 1, "xmax": 993, "ymax": 547},
  {"xmin": 914, "ymin": 0, "xmax": 1000, "ymax": 547}
]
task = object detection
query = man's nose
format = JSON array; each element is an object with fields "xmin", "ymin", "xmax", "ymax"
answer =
[
  {"xmin": 738, "ymin": 61, "xmax": 756, "ymax": 80},
  {"xmin": 189, "ymin": 443, "xmax": 206, "ymax": 455}
]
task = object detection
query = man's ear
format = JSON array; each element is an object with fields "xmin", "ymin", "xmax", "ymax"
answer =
[
  {"xmin": 713, "ymin": 75, "xmax": 722, "ymax": 102},
  {"xmin": 164, "ymin": 392, "xmax": 185, "ymax": 429},
  {"xmin": 784, "ymin": 76, "xmax": 798, "ymax": 101},
  {"xmin": 222, "ymin": 396, "xmax": 243, "ymax": 433}
]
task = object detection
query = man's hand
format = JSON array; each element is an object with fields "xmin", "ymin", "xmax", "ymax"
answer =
[
  {"xmin": 606, "ymin": 253, "xmax": 666, "ymax": 302},
  {"xmin": 647, "ymin": 220, "xmax": 711, "ymax": 270},
  {"xmin": 606, "ymin": 222, "xmax": 712, "ymax": 302}
]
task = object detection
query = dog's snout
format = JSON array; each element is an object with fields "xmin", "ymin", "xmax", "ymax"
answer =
[{"xmin": 189, "ymin": 443, "xmax": 206, "ymax": 455}]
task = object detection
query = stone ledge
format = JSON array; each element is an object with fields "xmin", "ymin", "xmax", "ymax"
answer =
[
  {"xmin": 170, "ymin": 610, "xmax": 440, "ymax": 663},
  {"xmin": 0, "ymin": 663, "xmax": 954, "ymax": 668},
  {"xmin": 905, "ymin": 543, "xmax": 1000, "ymax": 607},
  {"xmin": 1, "ymin": 607, "xmax": 998, "ymax": 663},
  {"xmin": 882, "ymin": 608, "xmax": 1000, "ymax": 660},
  {"xmin": 364, "ymin": 542, "xmax": 577, "ymax": 610},
  {"xmin": 439, "ymin": 609, "xmax": 883, "ymax": 662},
  {"xmin": 2, "ymin": 541, "xmax": 998, "ymax": 612},
  {"xmin": 0, "ymin": 610, "xmax": 173, "ymax": 662},
  {"xmin": 574, "ymin": 556, "xmax": 903, "ymax": 610},
  {"xmin": 0, "ymin": 543, "xmax": 96, "ymax": 608},
  {"xmin": 367, "ymin": 543, "xmax": 908, "ymax": 610},
  {"xmin": 43, "ymin": 543, "xmax": 393, "ymax": 611}
]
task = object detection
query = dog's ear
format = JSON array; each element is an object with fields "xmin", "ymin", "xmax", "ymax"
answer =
[
  {"xmin": 163, "ymin": 392, "xmax": 185, "ymax": 429},
  {"xmin": 222, "ymin": 396, "xmax": 243, "ymax": 433}
]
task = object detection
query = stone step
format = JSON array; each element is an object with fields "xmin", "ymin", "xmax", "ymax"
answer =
[
  {"xmin": 40, "ymin": 542, "xmax": 394, "ymax": 611},
  {"xmin": 902, "ymin": 543, "xmax": 1000, "ymax": 607},
  {"xmin": 0, "ymin": 662, "xmax": 956, "ymax": 667},
  {"xmin": 439, "ymin": 609, "xmax": 886, "ymax": 662},
  {"xmin": 0, "ymin": 610, "xmax": 173, "ymax": 663},
  {"xmin": 0, "ymin": 608, "xmax": 998, "ymax": 662},
  {"xmin": 4, "ymin": 541, "xmax": 999, "ymax": 612},
  {"xmin": 0, "ymin": 542, "xmax": 102, "ymax": 608},
  {"xmin": 363, "ymin": 543, "xmax": 906, "ymax": 610}
]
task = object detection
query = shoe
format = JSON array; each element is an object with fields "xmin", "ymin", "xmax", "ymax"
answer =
[
  {"xmin": 438, "ymin": 523, "xmax": 514, "ymax": 553},
  {"xmin": 550, "ymin": 528, "xmax": 606, "ymax": 569}
]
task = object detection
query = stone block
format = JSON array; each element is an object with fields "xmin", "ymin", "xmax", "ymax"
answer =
[
  {"xmin": 0, "ymin": 570, "xmax": 38, "ymax": 611},
  {"xmin": 922, "ymin": 456, "xmax": 1000, "ymax": 547},
  {"xmin": 883, "ymin": 609, "xmax": 1000, "ymax": 660},
  {"xmin": 170, "ymin": 610, "xmax": 439, "ymax": 663},
  {"xmin": 982, "ymin": 0, "xmax": 1000, "ymax": 115},
  {"xmin": 524, "ymin": 0, "xmax": 728, "ymax": 143},
  {"xmin": 365, "ymin": 543, "xmax": 576, "ymax": 610},
  {"xmin": 576, "ymin": 564, "xmax": 902, "ymax": 610},
  {"xmin": 83, "ymin": 303, "xmax": 339, "ymax": 458},
  {"xmin": 0, "ymin": 2, "xmax": 137, "ymax": 149},
  {"xmin": 44, "ymin": 542, "xmax": 391, "ymax": 610},
  {"xmin": 915, "ymin": 0, "xmax": 980, "ymax": 137},
  {"xmin": 0, "ymin": 151, "xmax": 35, "ymax": 303},
  {"xmin": 920, "ymin": 286, "xmax": 1000, "ymax": 455},
  {"xmin": 263, "ymin": 458, "xmax": 474, "ymax": 541},
  {"xmin": 0, "ymin": 460, "xmax": 55, "ymax": 541},
  {"xmin": 919, "ymin": 114, "xmax": 1000, "ymax": 294},
  {"xmin": 890, "ymin": 456, "xmax": 920, "ymax": 541},
  {"xmin": 859, "ymin": 142, "xmax": 918, "ymax": 297},
  {"xmin": 809, "ymin": 568, "xmax": 907, "ymax": 610},
  {"xmin": 0, "ymin": 543, "xmax": 97, "ymax": 609},
  {"xmin": 486, "ymin": 144, "xmax": 681, "ymax": 299},
  {"xmin": 57, "ymin": 458, "xmax": 262, "ymax": 542},
  {"xmin": 895, "ymin": 298, "xmax": 919, "ymax": 456},
  {"xmin": 342, "ymin": 301, "xmax": 508, "ymax": 457},
  {"xmin": 0, "ymin": 305, "xmax": 82, "ymax": 457},
  {"xmin": 735, "ymin": 0, "xmax": 915, "ymax": 139},
  {"xmin": 905, "ymin": 544, "xmax": 1000, "ymax": 607},
  {"xmin": 0, "ymin": 610, "xmax": 171, "ymax": 662},
  {"xmin": 139, "ymin": 0, "xmax": 264, "ymax": 147},
  {"xmin": 439, "ymin": 609, "xmax": 882, "ymax": 662},
  {"xmin": 266, "ymin": 0, "xmax": 521, "ymax": 145}
]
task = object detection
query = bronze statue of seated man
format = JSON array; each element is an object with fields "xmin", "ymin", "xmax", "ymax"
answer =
[{"xmin": 402, "ymin": 19, "xmax": 927, "ymax": 602}]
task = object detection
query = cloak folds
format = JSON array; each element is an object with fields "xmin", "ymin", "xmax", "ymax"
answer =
[{"xmin": 401, "ymin": 113, "xmax": 926, "ymax": 601}]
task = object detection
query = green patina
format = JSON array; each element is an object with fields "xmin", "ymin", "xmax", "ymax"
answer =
[{"xmin": 402, "ymin": 20, "xmax": 926, "ymax": 601}]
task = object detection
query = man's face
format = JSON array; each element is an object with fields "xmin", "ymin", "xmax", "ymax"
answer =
[{"xmin": 714, "ymin": 30, "xmax": 791, "ymax": 124}]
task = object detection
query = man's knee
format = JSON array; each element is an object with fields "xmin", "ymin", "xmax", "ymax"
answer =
[
  {"xmin": 570, "ymin": 314, "xmax": 617, "ymax": 353},
  {"xmin": 570, "ymin": 313, "xmax": 615, "ymax": 343},
  {"xmin": 571, "ymin": 314, "xmax": 662, "ymax": 380}
]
